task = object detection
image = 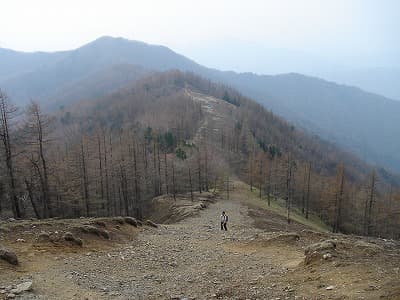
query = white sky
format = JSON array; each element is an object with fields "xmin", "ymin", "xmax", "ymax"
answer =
[{"xmin": 1, "ymin": 0, "xmax": 399, "ymax": 67}]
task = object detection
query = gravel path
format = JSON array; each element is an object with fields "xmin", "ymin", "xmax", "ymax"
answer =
[{"xmin": 54, "ymin": 194, "xmax": 293, "ymax": 300}]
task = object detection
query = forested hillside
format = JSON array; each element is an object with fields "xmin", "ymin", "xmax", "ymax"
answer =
[
  {"xmin": 1, "ymin": 71, "xmax": 399, "ymax": 239},
  {"xmin": 2, "ymin": 36, "xmax": 400, "ymax": 173}
]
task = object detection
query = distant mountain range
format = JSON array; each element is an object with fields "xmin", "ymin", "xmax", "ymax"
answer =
[
  {"xmin": 1, "ymin": 36, "xmax": 400, "ymax": 173},
  {"xmin": 187, "ymin": 42, "xmax": 400, "ymax": 101}
]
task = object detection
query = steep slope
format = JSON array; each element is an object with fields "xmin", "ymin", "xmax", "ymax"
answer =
[
  {"xmin": 2, "ymin": 36, "xmax": 400, "ymax": 173},
  {"xmin": 214, "ymin": 72, "xmax": 400, "ymax": 171},
  {"xmin": 53, "ymin": 71, "xmax": 399, "ymax": 235}
]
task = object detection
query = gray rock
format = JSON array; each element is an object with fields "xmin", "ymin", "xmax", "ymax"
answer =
[
  {"xmin": 63, "ymin": 232, "xmax": 83, "ymax": 246},
  {"xmin": 124, "ymin": 217, "xmax": 138, "ymax": 227},
  {"xmin": 0, "ymin": 247, "xmax": 18, "ymax": 265},
  {"xmin": 305, "ymin": 240, "xmax": 336, "ymax": 255},
  {"xmin": 10, "ymin": 281, "xmax": 33, "ymax": 294},
  {"xmin": 325, "ymin": 285, "xmax": 334, "ymax": 290},
  {"xmin": 145, "ymin": 220, "xmax": 158, "ymax": 228}
]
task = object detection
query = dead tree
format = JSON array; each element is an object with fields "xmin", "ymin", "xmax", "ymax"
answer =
[
  {"xmin": 364, "ymin": 171, "xmax": 377, "ymax": 236},
  {"xmin": 0, "ymin": 90, "xmax": 21, "ymax": 218},
  {"xmin": 189, "ymin": 167, "xmax": 194, "ymax": 201},
  {"xmin": 102, "ymin": 130, "xmax": 111, "ymax": 216},
  {"xmin": 305, "ymin": 162, "xmax": 311, "ymax": 219},
  {"xmin": 172, "ymin": 161, "xmax": 176, "ymax": 201},
  {"xmin": 131, "ymin": 137, "xmax": 141, "ymax": 219},
  {"xmin": 333, "ymin": 164, "xmax": 345, "ymax": 233},
  {"xmin": 285, "ymin": 154, "xmax": 294, "ymax": 224},
  {"xmin": 204, "ymin": 147, "xmax": 209, "ymax": 192},
  {"xmin": 266, "ymin": 159, "xmax": 273, "ymax": 206},
  {"xmin": 80, "ymin": 139, "xmax": 90, "ymax": 217},
  {"xmin": 164, "ymin": 151, "xmax": 169, "ymax": 194},
  {"xmin": 97, "ymin": 134, "xmax": 105, "ymax": 210},
  {"xmin": 197, "ymin": 150, "xmax": 202, "ymax": 193},
  {"xmin": 25, "ymin": 102, "xmax": 54, "ymax": 218}
]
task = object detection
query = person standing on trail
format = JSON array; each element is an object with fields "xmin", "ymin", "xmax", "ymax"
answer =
[{"xmin": 220, "ymin": 211, "xmax": 228, "ymax": 231}]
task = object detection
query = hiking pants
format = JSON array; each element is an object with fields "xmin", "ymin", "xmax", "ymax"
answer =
[{"xmin": 221, "ymin": 222, "xmax": 227, "ymax": 231}]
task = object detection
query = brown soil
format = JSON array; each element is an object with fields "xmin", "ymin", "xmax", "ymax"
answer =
[{"xmin": 0, "ymin": 182, "xmax": 399, "ymax": 300}]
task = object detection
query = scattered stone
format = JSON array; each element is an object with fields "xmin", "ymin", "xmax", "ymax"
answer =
[
  {"xmin": 305, "ymin": 251, "xmax": 323, "ymax": 265},
  {"xmin": 7, "ymin": 218, "xmax": 16, "ymax": 222},
  {"xmin": 124, "ymin": 217, "xmax": 138, "ymax": 227},
  {"xmin": 10, "ymin": 281, "xmax": 32, "ymax": 294},
  {"xmin": 6, "ymin": 293, "xmax": 16, "ymax": 299},
  {"xmin": 0, "ymin": 246, "xmax": 18, "ymax": 265},
  {"xmin": 305, "ymin": 240, "xmax": 336, "ymax": 256},
  {"xmin": 325, "ymin": 285, "xmax": 334, "ymax": 290},
  {"xmin": 93, "ymin": 220, "xmax": 107, "ymax": 227},
  {"xmin": 145, "ymin": 220, "xmax": 158, "ymax": 228},
  {"xmin": 271, "ymin": 232, "xmax": 300, "ymax": 243},
  {"xmin": 63, "ymin": 232, "xmax": 83, "ymax": 246},
  {"xmin": 113, "ymin": 217, "xmax": 125, "ymax": 224},
  {"xmin": 354, "ymin": 241, "xmax": 383, "ymax": 255},
  {"xmin": 16, "ymin": 239, "xmax": 25, "ymax": 243},
  {"xmin": 79, "ymin": 225, "xmax": 110, "ymax": 239},
  {"xmin": 323, "ymin": 253, "xmax": 332, "ymax": 260},
  {"xmin": 37, "ymin": 231, "xmax": 52, "ymax": 243}
]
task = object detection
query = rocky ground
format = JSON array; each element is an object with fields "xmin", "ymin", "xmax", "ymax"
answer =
[{"xmin": 1, "ymin": 182, "xmax": 400, "ymax": 299}]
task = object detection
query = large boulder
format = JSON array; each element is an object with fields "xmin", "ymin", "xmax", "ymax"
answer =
[{"xmin": 0, "ymin": 247, "xmax": 18, "ymax": 265}]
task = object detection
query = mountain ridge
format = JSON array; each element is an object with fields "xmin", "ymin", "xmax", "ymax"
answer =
[{"xmin": 1, "ymin": 36, "xmax": 400, "ymax": 173}]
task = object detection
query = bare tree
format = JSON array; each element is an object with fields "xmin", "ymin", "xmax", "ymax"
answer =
[
  {"xmin": 0, "ymin": 90, "xmax": 21, "ymax": 218},
  {"xmin": 25, "ymin": 101, "xmax": 53, "ymax": 218},
  {"xmin": 305, "ymin": 162, "xmax": 311, "ymax": 219},
  {"xmin": 333, "ymin": 164, "xmax": 345, "ymax": 233},
  {"xmin": 364, "ymin": 171, "xmax": 377, "ymax": 236}
]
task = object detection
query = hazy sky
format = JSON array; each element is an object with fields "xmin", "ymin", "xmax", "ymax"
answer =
[{"xmin": 1, "ymin": 0, "xmax": 399, "ymax": 69}]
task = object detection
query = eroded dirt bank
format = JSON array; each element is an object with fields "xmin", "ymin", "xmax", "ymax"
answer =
[{"xmin": 1, "ymin": 187, "xmax": 399, "ymax": 299}]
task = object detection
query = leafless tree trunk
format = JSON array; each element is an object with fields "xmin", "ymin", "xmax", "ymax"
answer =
[
  {"xmin": 0, "ymin": 91, "xmax": 21, "ymax": 218},
  {"xmin": 286, "ymin": 154, "xmax": 293, "ymax": 224},
  {"xmin": 80, "ymin": 139, "xmax": 90, "ymax": 217},
  {"xmin": 364, "ymin": 171, "xmax": 377, "ymax": 236},
  {"xmin": 172, "ymin": 161, "xmax": 176, "ymax": 201},
  {"xmin": 189, "ymin": 167, "xmax": 194, "ymax": 201},
  {"xmin": 197, "ymin": 151, "xmax": 202, "ymax": 193},
  {"xmin": 204, "ymin": 148, "xmax": 209, "ymax": 191},
  {"xmin": 305, "ymin": 163, "xmax": 311, "ymax": 219},
  {"xmin": 24, "ymin": 178, "xmax": 41, "ymax": 219},
  {"xmin": 164, "ymin": 151, "xmax": 169, "ymax": 194},
  {"xmin": 97, "ymin": 134, "xmax": 105, "ymax": 209},
  {"xmin": 333, "ymin": 164, "xmax": 345, "ymax": 233}
]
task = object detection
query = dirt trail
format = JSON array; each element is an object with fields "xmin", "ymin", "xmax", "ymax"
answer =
[
  {"xmin": 1, "ymin": 183, "xmax": 400, "ymax": 299},
  {"xmin": 56, "ymin": 191, "xmax": 288, "ymax": 300}
]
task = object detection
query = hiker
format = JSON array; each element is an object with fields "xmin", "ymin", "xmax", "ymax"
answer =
[{"xmin": 220, "ymin": 211, "xmax": 228, "ymax": 231}]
